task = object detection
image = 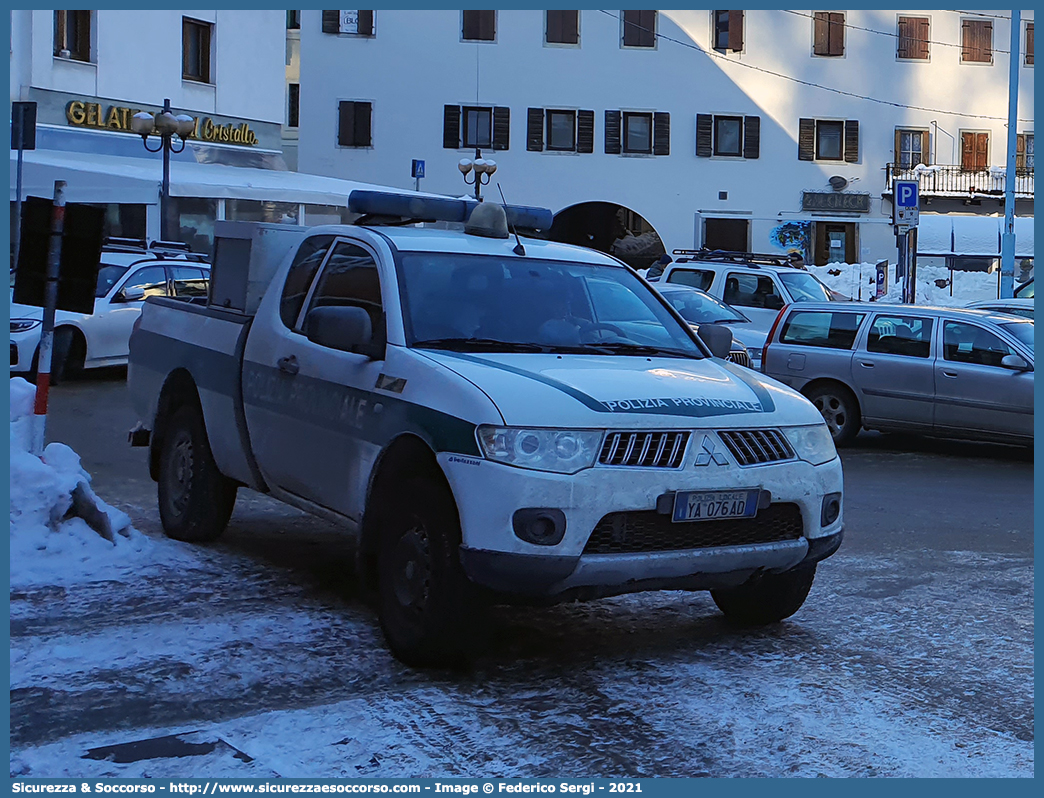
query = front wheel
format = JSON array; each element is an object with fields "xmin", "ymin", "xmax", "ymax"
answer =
[
  {"xmin": 805, "ymin": 384, "xmax": 861, "ymax": 446},
  {"xmin": 157, "ymin": 404, "xmax": 237, "ymax": 542},
  {"xmin": 711, "ymin": 563, "xmax": 817, "ymax": 626},
  {"xmin": 377, "ymin": 477, "xmax": 476, "ymax": 667}
]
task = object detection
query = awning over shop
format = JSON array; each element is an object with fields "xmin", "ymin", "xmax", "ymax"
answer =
[
  {"xmin": 916, "ymin": 214, "xmax": 1034, "ymax": 258},
  {"xmin": 10, "ymin": 149, "xmax": 432, "ymax": 208}
]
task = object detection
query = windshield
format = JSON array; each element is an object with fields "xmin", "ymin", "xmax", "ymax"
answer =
[
  {"xmin": 96, "ymin": 264, "xmax": 130, "ymax": 297},
  {"xmin": 662, "ymin": 289, "xmax": 748, "ymax": 324},
  {"xmin": 779, "ymin": 272, "xmax": 833, "ymax": 302},
  {"xmin": 1000, "ymin": 321, "xmax": 1034, "ymax": 351},
  {"xmin": 399, "ymin": 253, "xmax": 705, "ymax": 358}
]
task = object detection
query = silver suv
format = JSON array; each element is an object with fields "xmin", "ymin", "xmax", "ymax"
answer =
[{"xmin": 761, "ymin": 302, "xmax": 1034, "ymax": 446}]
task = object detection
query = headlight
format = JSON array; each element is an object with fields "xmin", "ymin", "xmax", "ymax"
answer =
[
  {"xmin": 10, "ymin": 319, "xmax": 41, "ymax": 333},
  {"xmin": 477, "ymin": 426, "xmax": 602, "ymax": 474},
  {"xmin": 785, "ymin": 424, "xmax": 837, "ymax": 466},
  {"xmin": 747, "ymin": 347, "xmax": 763, "ymax": 361}
]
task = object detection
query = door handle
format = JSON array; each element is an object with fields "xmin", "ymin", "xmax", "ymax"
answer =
[
  {"xmin": 277, "ymin": 355, "xmax": 299, "ymax": 376},
  {"xmin": 859, "ymin": 361, "xmax": 875, "ymax": 368},
  {"xmin": 941, "ymin": 370, "xmax": 958, "ymax": 378}
]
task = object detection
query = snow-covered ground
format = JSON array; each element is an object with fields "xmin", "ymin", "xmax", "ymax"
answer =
[{"xmin": 808, "ymin": 261, "xmax": 1000, "ymax": 306}]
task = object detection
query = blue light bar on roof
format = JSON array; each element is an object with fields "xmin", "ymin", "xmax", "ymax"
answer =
[{"xmin": 348, "ymin": 191, "xmax": 554, "ymax": 231}]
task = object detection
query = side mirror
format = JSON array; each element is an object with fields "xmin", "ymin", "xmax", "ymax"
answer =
[
  {"xmin": 304, "ymin": 305, "xmax": 376, "ymax": 357},
  {"xmin": 117, "ymin": 286, "xmax": 146, "ymax": 303},
  {"xmin": 1001, "ymin": 354, "xmax": 1032, "ymax": 371},
  {"xmin": 697, "ymin": 323, "xmax": 733, "ymax": 359}
]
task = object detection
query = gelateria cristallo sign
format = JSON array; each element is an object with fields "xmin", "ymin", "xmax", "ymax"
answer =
[{"xmin": 65, "ymin": 100, "xmax": 259, "ymax": 146}]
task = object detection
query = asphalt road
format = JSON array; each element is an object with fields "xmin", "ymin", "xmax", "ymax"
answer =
[{"xmin": 9, "ymin": 370, "xmax": 1035, "ymax": 778}]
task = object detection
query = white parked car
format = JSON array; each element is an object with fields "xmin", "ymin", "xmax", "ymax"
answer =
[
  {"xmin": 965, "ymin": 298, "xmax": 1035, "ymax": 320},
  {"xmin": 653, "ymin": 283, "xmax": 768, "ymax": 370},
  {"xmin": 650, "ymin": 250, "xmax": 837, "ymax": 331},
  {"xmin": 10, "ymin": 242, "xmax": 210, "ymax": 381}
]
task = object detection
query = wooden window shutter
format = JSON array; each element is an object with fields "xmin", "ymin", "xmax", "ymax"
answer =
[
  {"xmin": 467, "ymin": 10, "xmax": 495, "ymax": 41},
  {"xmin": 897, "ymin": 17, "xmax": 910, "ymax": 58},
  {"xmin": 443, "ymin": 105, "xmax": 461, "ymax": 149},
  {"xmin": 696, "ymin": 113, "xmax": 713, "ymax": 157},
  {"xmin": 963, "ymin": 20, "xmax": 992, "ymax": 62},
  {"xmin": 653, "ymin": 112, "xmax": 670, "ymax": 156},
  {"xmin": 813, "ymin": 12, "xmax": 830, "ymax": 55},
  {"xmin": 921, "ymin": 130, "xmax": 930, "ymax": 164},
  {"xmin": 1027, "ymin": 22, "xmax": 1034, "ymax": 65},
  {"xmin": 828, "ymin": 12, "xmax": 844, "ymax": 56},
  {"xmin": 527, "ymin": 108, "xmax": 544, "ymax": 151},
  {"xmin": 75, "ymin": 11, "xmax": 91, "ymax": 58},
  {"xmin": 338, "ymin": 102, "xmax": 355, "ymax": 146},
  {"xmin": 975, "ymin": 133, "xmax": 988, "ymax": 170},
  {"xmin": 844, "ymin": 120, "xmax": 859, "ymax": 163},
  {"xmin": 604, "ymin": 110, "xmax": 621, "ymax": 154},
  {"xmin": 492, "ymin": 106, "xmax": 510, "ymax": 150},
  {"xmin": 577, "ymin": 110, "xmax": 595, "ymax": 153},
  {"xmin": 916, "ymin": 18, "xmax": 930, "ymax": 59},
  {"xmin": 354, "ymin": 102, "xmax": 371, "ymax": 147},
  {"xmin": 463, "ymin": 11, "xmax": 477, "ymax": 39},
  {"xmin": 743, "ymin": 115, "xmax": 760, "ymax": 159},
  {"xmin": 798, "ymin": 118, "xmax": 816, "ymax": 160},
  {"xmin": 894, "ymin": 129, "xmax": 903, "ymax": 163},
  {"xmin": 1016, "ymin": 133, "xmax": 1025, "ymax": 169},
  {"xmin": 357, "ymin": 11, "xmax": 374, "ymax": 36},
  {"xmin": 546, "ymin": 11, "xmax": 561, "ymax": 43},
  {"xmin": 563, "ymin": 11, "xmax": 579, "ymax": 45},
  {"xmin": 322, "ymin": 11, "xmax": 340, "ymax": 34},
  {"xmin": 728, "ymin": 10, "xmax": 743, "ymax": 52},
  {"xmin": 961, "ymin": 132, "xmax": 975, "ymax": 169}
]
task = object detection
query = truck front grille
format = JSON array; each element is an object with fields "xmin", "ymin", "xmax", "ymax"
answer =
[
  {"xmin": 584, "ymin": 503, "xmax": 803, "ymax": 555},
  {"xmin": 598, "ymin": 431, "xmax": 690, "ymax": 468},
  {"xmin": 717, "ymin": 429, "xmax": 794, "ymax": 466},
  {"xmin": 726, "ymin": 349, "xmax": 752, "ymax": 369}
]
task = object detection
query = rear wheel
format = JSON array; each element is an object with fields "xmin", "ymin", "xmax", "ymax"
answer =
[
  {"xmin": 377, "ymin": 477, "xmax": 476, "ymax": 667},
  {"xmin": 157, "ymin": 404, "xmax": 237, "ymax": 542},
  {"xmin": 711, "ymin": 563, "xmax": 817, "ymax": 626},
  {"xmin": 805, "ymin": 384, "xmax": 861, "ymax": 446}
]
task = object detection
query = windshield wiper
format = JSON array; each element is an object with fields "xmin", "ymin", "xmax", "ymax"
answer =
[
  {"xmin": 414, "ymin": 337, "xmax": 551, "ymax": 353},
  {"xmin": 569, "ymin": 342, "xmax": 703, "ymax": 359}
]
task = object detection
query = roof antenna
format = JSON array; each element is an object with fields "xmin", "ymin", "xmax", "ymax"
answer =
[{"xmin": 497, "ymin": 183, "xmax": 526, "ymax": 256}]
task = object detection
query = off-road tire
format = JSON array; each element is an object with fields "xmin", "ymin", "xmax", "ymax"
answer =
[
  {"xmin": 805, "ymin": 383, "xmax": 861, "ymax": 446},
  {"xmin": 377, "ymin": 477, "xmax": 475, "ymax": 667},
  {"xmin": 711, "ymin": 563, "xmax": 818, "ymax": 627},
  {"xmin": 157, "ymin": 404, "xmax": 237, "ymax": 542}
]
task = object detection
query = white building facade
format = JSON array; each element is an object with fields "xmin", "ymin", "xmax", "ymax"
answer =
[
  {"xmin": 297, "ymin": 9, "xmax": 1034, "ymax": 269},
  {"xmin": 10, "ymin": 9, "xmax": 288, "ymax": 247}
]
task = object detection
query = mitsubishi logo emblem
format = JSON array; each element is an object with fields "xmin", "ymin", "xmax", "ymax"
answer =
[{"xmin": 694, "ymin": 435, "xmax": 729, "ymax": 467}]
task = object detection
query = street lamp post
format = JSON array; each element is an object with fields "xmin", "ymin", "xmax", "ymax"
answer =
[
  {"xmin": 129, "ymin": 98, "xmax": 195, "ymax": 241},
  {"xmin": 457, "ymin": 147, "xmax": 497, "ymax": 201}
]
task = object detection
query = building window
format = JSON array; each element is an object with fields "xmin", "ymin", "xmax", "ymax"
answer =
[
  {"xmin": 960, "ymin": 131, "xmax": 989, "ymax": 171},
  {"xmin": 813, "ymin": 11, "xmax": 845, "ymax": 56},
  {"xmin": 696, "ymin": 114, "xmax": 760, "ymax": 159},
  {"xmin": 961, "ymin": 18, "xmax": 993, "ymax": 63},
  {"xmin": 713, "ymin": 116, "xmax": 743, "ymax": 156},
  {"xmin": 799, "ymin": 118, "xmax": 858, "ymax": 162},
  {"xmin": 546, "ymin": 110, "xmax": 577, "ymax": 151},
  {"xmin": 321, "ymin": 11, "xmax": 374, "ymax": 36},
  {"xmin": 338, "ymin": 101, "xmax": 372, "ymax": 147},
  {"xmin": 527, "ymin": 108, "xmax": 593, "ymax": 153},
  {"xmin": 288, "ymin": 84, "xmax": 300, "ymax": 129},
  {"xmin": 713, "ymin": 10, "xmax": 743, "ymax": 52},
  {"xmin": 704, "ymin": 219, "xmax": 749, "ymax": 252},
  {"xmin": 897, "ymin": 16, "xmax": 929, "ymax": 60},
  {"xmin": 287, "ymin": 10, "xmax": 301, "ymax": 30},
  {"xmin": 462, "ymin": 10, "xmax": 495, "ymax": 41},
  {"xmin": 53, "ymin": 10, "xmax": 90, "ymax": 61},
  {"xmin": 623, "ymin": 112, "xmax": 652, "ymax": 153},
  {"xmin": 605, "ymin": 110, "xmax": 669, "ymax": 155},
  {"xmin": 182, "ymin": 18, "xmax": 213, "ymax": 83},
  {"xmin": 1027, "ymin": 22, "xmax": 1034, "ymax": 66},
  {"xmin": 546, "ymin": 10, "xmax": 579, "ymax": 45},
  {"xmin": 1016, "ymin": 133, "xmax": 1033, "ymax": 171},
  {"xmin": 895, "ymin": 129, "xmax": 929, "ymax": 168},
  {"xmin": 443, "ymin": 105, "xmax": 510, "ymax": 150},
  {"xmin": 622, "ymin": 10, "xmax": 656, "ymax": 48}
]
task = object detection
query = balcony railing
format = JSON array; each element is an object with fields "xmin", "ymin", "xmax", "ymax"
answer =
[{"xmin": 886, "ymin": 163, "xmax": 1034, "ymax": 199}]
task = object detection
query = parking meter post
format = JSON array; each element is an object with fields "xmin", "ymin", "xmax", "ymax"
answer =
[
  {"xmin": 31, "ymin": 179, "xmax": 67, "ymax": 458},
  {"xmin": 896, "ymin": 230, "xmax": 908, "ymax": 303},
  {"xmin": 907, "ymin": 228, "xmax": 918, "ymax": 304}
]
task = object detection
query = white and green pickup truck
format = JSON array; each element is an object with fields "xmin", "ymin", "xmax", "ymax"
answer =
[{"xmin": 127, "ymin": 192, "xmax": 844, "ymax": 666}]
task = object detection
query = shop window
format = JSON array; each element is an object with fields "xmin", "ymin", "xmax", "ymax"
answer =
[
  {"xmin": 54, "ymin": 10, "xmax": 91, "ymax": 61},
  {"xmin": 713, "ymin": 10, "xmax": 743, "ymax": 52},
  {"xmin": 463, "ymin": 10, "xmax": 495, "ymax": 41},
  {"xmin": 622, "ymin": 10, "xmax": 656, "ymax": 48},
  {"xmin": 961, "ymin": 18, "xmax": 992, "ymax": 64},
  {"xmin": 813, "ymin": 12, "xmax": 845, "ymax": 56},
  {"xmin": 897, "ymin": 16, "xmax": 930, "ymax": 60},
  {"xmin": 226, "ymin": 200, "xmax": 299, "ymax": 225},
  {"xmin": 173, "ymin": 197, "xmax": 218, "ymax": 253},
  {"xmin": 704, "ymin": 218, "xmax": 749, "ymax": 252},
  {"xmin": 546, "ymin": 10, "xmax": 579, "ymax": 45},
  {"xmin": 304, "ymin": 205, "xmax": 352, "ymax": 226},
  {"xmin": 182, "ymin": 18, "xmax": 213, "ymax": 83}
]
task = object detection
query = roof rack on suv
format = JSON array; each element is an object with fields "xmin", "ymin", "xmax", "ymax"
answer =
[
  {"xmin": 102, "ymin": 237, "xmax": 209, "ymax": 262},
  {"xmin": 671, "ymin": 249, "xmax": 799, "ymax": 269}
]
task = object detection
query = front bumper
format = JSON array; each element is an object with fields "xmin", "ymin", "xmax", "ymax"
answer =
[{"xmin": 438, "ymin": 451, "xmax": 844, "ymax": 598}]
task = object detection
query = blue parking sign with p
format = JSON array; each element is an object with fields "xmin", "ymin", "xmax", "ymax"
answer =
[{"xmin": 896, "ymin": 181, "xmax": 918, "ymax": 207}]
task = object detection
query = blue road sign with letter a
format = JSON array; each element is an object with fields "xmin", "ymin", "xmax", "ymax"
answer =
[{"xmin": 896, "ymin": 181, "xmax": 918, "ymax": 207}]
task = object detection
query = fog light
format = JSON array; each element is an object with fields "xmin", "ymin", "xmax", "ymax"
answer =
[
  {"xmin": 821, "ymin": 493, "xmax": 842, "ymax": 527},
  {"xmin": 512, "ymin": 508, "xmax": 566, "ymax": 546}
]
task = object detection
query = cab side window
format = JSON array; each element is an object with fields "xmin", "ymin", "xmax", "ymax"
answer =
[
  {"xmin": 122, "ymin": 266, "xmax": 169, "ymax": 299},
  {"xmin": 780, "ymin": 310, "xmax": 865, "ymax": 349},
  {"xmin": 301, "ymin": 241, "xmax": 384, "ymax": 341},
  {"xmin": 943, "ymin": 321, "xmax": 1012, "ymax": 368},
  {"xmin": 171, "ymin": 265, "xmax": 209, "ymax": 299},
  {"xmin": 665, "ymin": 268, "xmax": 714, "ymax": 291},
  {"xmin": 280, "ymin": 235, "xmax": 334, "ymax": 329},
  {"xmin": 866, "ymin": 315, "xmax": 933, "ymax": 358},
  {"xmin": 723, "ymin": 272, "xmax": 784, "ymax": 309}
]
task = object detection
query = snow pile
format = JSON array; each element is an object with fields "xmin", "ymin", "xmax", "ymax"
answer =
[
  {"xmin": 808, "ymin": 262, "xmax": 999, "ymax": 306},
  {"xmin": 9, "ymin": 377, "xmax": 153, "ymax": 589}
]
